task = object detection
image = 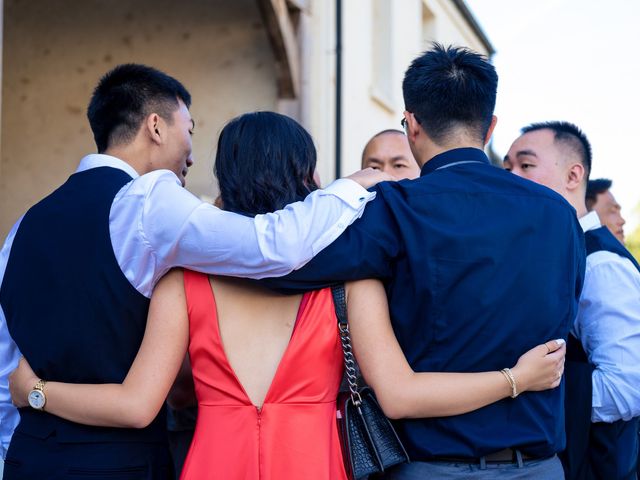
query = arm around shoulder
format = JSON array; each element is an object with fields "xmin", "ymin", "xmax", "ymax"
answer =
[
  {"xmin": 140, "ymin": 170, "xmax": 380, "ymax": 279},
  {"xmin": 345, "ymin": 279, "xmax": 566, "ymax": 419},
  {"xmin": 9, "ymin": 269, "xmax": 189, "ymax": 428}
]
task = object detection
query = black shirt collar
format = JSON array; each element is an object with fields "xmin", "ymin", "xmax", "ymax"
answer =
[{"xmin": 420, "ymin": 148, "xmax": 490, "ymax": 176}]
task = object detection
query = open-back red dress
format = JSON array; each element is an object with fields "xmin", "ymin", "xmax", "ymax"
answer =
[{"xmin": 180, "ymin": 270, "xmax": 347, "ymax": 480}]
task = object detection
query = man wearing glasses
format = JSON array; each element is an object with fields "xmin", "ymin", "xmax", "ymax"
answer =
[{"xmin": 266, "ymin": 43, "xmax": 585, "ymax": 478}]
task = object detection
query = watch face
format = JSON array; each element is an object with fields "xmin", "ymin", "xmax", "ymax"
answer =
[{"xmin": 28, "ymin": 390, "xmax": 46, "ymax": 409}]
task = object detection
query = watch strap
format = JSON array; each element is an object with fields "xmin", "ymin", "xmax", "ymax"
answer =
[
  {"xmin": 30, "ymin": 379, "xmax": 47, "ymax": 410},
  {"xmin": 33, "ymin": 379, "xmax": 47, "ymax": 392}
]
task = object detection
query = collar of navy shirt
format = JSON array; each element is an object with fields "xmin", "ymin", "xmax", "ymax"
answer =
[{"xmin": 420, "ymin": 147, "xmax": 489, "ymax": 176}]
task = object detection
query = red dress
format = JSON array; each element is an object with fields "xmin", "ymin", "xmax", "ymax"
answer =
[{"xmin": 180, "ymin": 270, "xmax": 347, "ymax": 480}]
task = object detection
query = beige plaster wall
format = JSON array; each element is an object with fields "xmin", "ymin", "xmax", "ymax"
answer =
[
  {"xmin": 339, "ymin": 0, "xmax": 491, "ymax": 177},
  {"xmin": 341, "ymin": 0, "xmax": 423, "ymax": 177},
  {"xmin": 298, "ymin": 0, "xmax": 337, "ymax": 186},
  {"xmin": 423, "ymin": 0, "xmax": 491, "ymax": 55},
  {"xmin": 1, "ymin": 0, "xmax": 493, "ymax": 238},
  {"xmin": 1, "ymin": 0, "xmax": 278, "ymax": 238}
]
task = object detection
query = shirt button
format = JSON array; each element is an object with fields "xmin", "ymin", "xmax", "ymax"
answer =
[{"xmin": 358, "ymin": 197, "xmax": 365, "ymax": 201}]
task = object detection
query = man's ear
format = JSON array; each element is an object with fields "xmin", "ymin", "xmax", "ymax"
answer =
[
  {"xmin": 566, "ymin": 162, "xmax": 585, "ymax": 191},
  {"xmin": 405, "ymin": 111, "xmax": 421, "ymax": 143},
  {"xmin": 146, "ymin": 113, "xmax": 162, "ymax": 145},
  {"xmin": 484, "ymin": 115, "xmax": 498, "ymax": 146}
]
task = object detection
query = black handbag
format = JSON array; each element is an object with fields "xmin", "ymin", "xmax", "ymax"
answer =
[{"xmin": 331, "ymin": 285, "xmax": 410, "ymax": 480}]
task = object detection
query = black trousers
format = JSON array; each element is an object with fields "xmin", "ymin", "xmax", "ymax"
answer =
[{"xmin": 3, "ymin": 430, "xmax": 173, "ymax": 480}]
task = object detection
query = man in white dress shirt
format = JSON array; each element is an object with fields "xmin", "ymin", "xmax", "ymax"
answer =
[
  {"xmin": 0, "ymin": 64, "xmax": 387, "ymax": 477},
  {"xmin": 504, "ymin": 121, "xmax": 640, "ymax": 480}
]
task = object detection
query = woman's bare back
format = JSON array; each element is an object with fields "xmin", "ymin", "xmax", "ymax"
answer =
[{"xmin": 210, "ymin": 276, "xmax": 303, "ymax": 408}]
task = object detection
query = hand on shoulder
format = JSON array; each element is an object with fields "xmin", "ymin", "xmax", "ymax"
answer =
[{"xmin": 345, "ymin": 168, "xmax": 395, "ymax": 190}]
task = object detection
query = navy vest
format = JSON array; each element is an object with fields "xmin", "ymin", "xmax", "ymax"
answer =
[
  {"xmin": 561, "ymin": 226, "xmax": 640, "ymax": 480},
  {"xmin": 0, "ymin": 167, "xmax": 165, "ymax": 443}
]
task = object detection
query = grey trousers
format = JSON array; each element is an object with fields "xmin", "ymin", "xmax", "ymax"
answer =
[{"xmin": 382, "ymin": 454, "xmax": 564, "ymax": 479}]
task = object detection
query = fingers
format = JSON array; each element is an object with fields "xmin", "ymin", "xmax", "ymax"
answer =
[
  {"xmin": 345, "ymin": 168, "xmax": 394, "ymax": 188},
  {"xmin": 546, "ymin": 343, "xmax": 566, "ymax": 360},
  {"xmin": 551, "ymin": 363, "xmax": 565, "ymax": 388},
  {"xmin": 547, "ymin": 347, "xmax": 565, "ymax": 373},
  {"xmin": 534, "ymin": 342, "xmax": 565, "ymax": 390},
  {"xmin": 547, "ymin": 352, "xmax": 565, "ymax": 389},
  {"xmin": 543, "ymin": 338, "xmax": 566, "ymax": 354}
]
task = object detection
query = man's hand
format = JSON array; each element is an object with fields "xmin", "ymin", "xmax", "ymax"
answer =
[{"xmin": 345, "ymin": 168, "xmax": 394, "ymax": 190}]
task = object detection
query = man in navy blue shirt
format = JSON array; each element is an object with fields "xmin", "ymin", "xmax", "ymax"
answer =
[{"xmin": 266, "ymin": 44, "xmax": 585, "ymax": 478}]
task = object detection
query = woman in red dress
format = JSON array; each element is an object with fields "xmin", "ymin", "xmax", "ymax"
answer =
[{"xmin": 10, "ymin": 112, "xmax": 565, "ymax": 480}]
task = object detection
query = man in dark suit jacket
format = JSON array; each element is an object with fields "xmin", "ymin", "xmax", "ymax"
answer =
[{"xmin": 267, "ymin": 44, "xmax": 585, "ymax": 479}]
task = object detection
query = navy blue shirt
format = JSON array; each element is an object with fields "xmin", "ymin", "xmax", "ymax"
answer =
[{"xmin": 267, "ymin": 147, "xmax": 585, "ymax": 458}]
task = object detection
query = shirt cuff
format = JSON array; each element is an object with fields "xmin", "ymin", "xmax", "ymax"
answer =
[
  {"xmin": 321, "ymin": 179, "xmax": 376, "ymax": 210},
  {"xmin": 590, "ymin": 364, "xmax": 640, "ymax": 422}
]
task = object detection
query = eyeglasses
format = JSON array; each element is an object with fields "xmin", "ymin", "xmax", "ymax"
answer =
[{"xmin": 400, "ymin": 114, "xmax": 421, "ymax": 135}]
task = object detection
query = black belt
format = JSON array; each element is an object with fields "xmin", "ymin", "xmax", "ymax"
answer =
[{"xmin": 432, "ymin": 448, "xmax": 547, "ymax": 465}]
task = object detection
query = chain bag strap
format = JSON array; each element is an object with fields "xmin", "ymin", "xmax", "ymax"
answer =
[{"xmin": 331, "ymin": 285, "xmax": 410, "ymax": 480}]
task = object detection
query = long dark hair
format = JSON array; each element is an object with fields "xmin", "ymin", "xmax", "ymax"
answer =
[{"xmin": 214, "ymin": 111, "xmax": 319, "ymax": 216}]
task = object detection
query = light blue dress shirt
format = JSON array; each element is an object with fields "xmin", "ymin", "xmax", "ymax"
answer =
[
  {"xmin": 0, "ymin": 154, "xmax": 375, "ymax": 457},
  {"xmin": 575, "ymin": 212, "xmax": 640, "ymax": 422}
]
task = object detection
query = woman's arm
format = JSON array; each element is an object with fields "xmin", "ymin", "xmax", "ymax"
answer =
[
  {"xmin": 10, "ymin": 269, "xmax": 189, "ymax": 428},
  {"xmin": 345, "ymin": 279, "xmax": 565, "ymax": 420}
]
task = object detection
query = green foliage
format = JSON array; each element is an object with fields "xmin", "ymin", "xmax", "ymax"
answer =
[
  {"xmin": 627, "ymin": 227, "xmax": 640, "ymax": 263},
  {"xmin": 625, "ymin": 202, "xmax": 640, "ymax": 262}
]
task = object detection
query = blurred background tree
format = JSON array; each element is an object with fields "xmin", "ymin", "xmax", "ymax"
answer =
[{"xmin": 626, "ymin": 202, "xmax": 640, "ymax": 262}]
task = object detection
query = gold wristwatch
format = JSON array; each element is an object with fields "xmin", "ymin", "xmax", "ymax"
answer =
[{"xmin": 28, "ymin": 379, "xmax": 47, "ymax": 410}]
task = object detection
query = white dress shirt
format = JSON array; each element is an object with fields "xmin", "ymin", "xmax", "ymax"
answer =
[
  {"xmin": 574, "ymin": 211, "xmax": 640, "ymax": 423},
  {"xmin": 0, "ymin": 154, "xmax": 375, "ymax": 456}
]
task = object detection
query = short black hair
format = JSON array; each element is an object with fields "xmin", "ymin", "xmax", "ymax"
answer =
[
  {"xmin": 87, "ymin": 64, "xmax": 191, "ymax": 153},
  {"xmin": 402, "ymin": 43, "xmax": 497, "ymax": 145},
  {"xmin": 521, "ymin": 121, "xmax": 592, "ymax": 182},
  {"xmin": 586, "ymin": 178, "xmax": 612, "ymax": 210},
  {"xmin": 214, "ymin": 111, "xmax": 318, "ymax": 216}
]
